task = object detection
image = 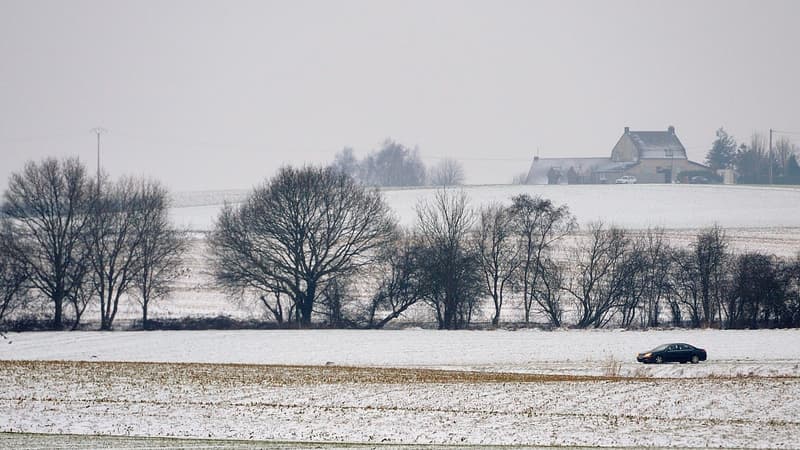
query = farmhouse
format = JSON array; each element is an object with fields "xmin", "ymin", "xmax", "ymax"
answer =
[{"xmin": 525, "ymin": 126, "xmax": 710, "ymax": 184}]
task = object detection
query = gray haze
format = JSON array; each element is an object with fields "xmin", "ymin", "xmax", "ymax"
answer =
[{"xmin": 1, "ymin": 0, "xmax": 799, "ymax": 191}]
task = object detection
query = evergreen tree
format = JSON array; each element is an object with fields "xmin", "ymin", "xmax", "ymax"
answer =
[
  {"xmin": 785, "ymin": 154, "xmax": 800, "ymax": 184},
  {"xmin": 705, "ymin": 128, "xmax": 736, "ymax": 170}
]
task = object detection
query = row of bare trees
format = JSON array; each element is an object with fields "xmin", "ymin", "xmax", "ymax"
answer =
[
  {"xmin": 209, "ymin": 168, "xmax": 800, "ymax": 329},
  {"xmin": 6, "ymin": 161, "xmax": 797, "ymax": 330},
  {"xmin": 483, "ymin": 220, "xmax": 799, "ymax": 330},
  {"xmin": 0, "ymin": 157, "xmax": 187, "ymax": 330},
  {"xmin": 208, "ymin": 170, "xmax": 574, "ymax": 330}
]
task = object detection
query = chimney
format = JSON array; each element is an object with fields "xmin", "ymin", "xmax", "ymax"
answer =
[
  {"xmin": 624, "ymin": 126, "xmax": 630, "ymax": 134},
  {"xmin": 668, "ymin": 125, "xmax": 675, "ymax": 134}
]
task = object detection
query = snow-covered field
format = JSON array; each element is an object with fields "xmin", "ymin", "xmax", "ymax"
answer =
[
  {"xmin": 4, "ymin": 328, "xmax": 800, "ymax": 378},
  {"xmin": 2, "ymin": 329, "xmax": 800, "ymax": 447},
  {"xmin": 2, "ymin": 360, "xmax": 798, "ymax": 448},
  {"xmin": 171, "ymin": 184, "xmax": 800, "ymax": 231}
]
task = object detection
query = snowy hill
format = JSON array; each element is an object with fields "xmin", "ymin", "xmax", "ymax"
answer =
[{"xmin": 170, "ymin": 184, "xmax": 800, "ymax": 231}]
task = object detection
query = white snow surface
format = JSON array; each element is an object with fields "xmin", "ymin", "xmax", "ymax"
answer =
[
  {"xmin": 170, "ymin": 184, "xmax": 800, "ymax": 231},
  {"xmin": 4, "ymin": 328, "xmax": 800, "ymax": 378},
  {"xmin": 3, "ymin": 371, "xmax": 798, "ymax": 448},
  {"xmin": 2, "ymin": 329, "xmax": 800, "ymax": 448}
]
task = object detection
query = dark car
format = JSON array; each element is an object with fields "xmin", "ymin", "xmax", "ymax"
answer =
[
  {"xmin": 689, "ymin": 175, "xmax": 711, "ymax": 184},
  {"xmin": 636, "ymin": 343, "xmax": 707, "ymax": 364}
]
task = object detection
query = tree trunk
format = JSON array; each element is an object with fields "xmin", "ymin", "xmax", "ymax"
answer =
[
  {"xmin": 300, "ymin": 282, "xmax": 316, "ymax": 326},
  {"xmin": 373, "ymin": 312, "xmax": 399, "ymax": 329},
  {"xmin": 492, "ymin": 295, "xmax": 500, "ymax": 327},
  {"xmin": 142, "ymin": 300, "xmax": 148, "ymax": 330},
  {"xmin": 101, "ymin": 299, "xmax": 112, "ymax": 330},
  {"xmin": 53, "ymin": 294, "xmax": 63, "ymax": 330},
  {"xmin": 443, "ymin": 299, "xmax": 455, "ymax": 330},
  {"xmin": 70, "ymin": 301, "xmax": 81, "ymax": 331},
  {"xmin": 522, "ymin": 269, "xmax": 531, "ymax": 323},
  {"xmin": 491, "ymin": 276, "xmax": 501, "ymax": 327}
]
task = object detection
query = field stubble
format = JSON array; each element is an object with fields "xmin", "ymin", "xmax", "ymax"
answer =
[{"xmin": 1, "ymin": 360, "xmax": 799, "ymax": 448}]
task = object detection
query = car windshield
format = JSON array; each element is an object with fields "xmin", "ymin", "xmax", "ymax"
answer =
[{"xmin": 650, "ymin": 344, "xmax": 668, "ymax": 352}]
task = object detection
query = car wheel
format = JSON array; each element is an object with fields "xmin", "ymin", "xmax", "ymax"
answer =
[
  {"xmin": 655, "ymin": 355, "xmax": 663, "ymax": 364},
  {"xmin": 690, "ymin": 355, "xmax": 700, "ymax": 364}
]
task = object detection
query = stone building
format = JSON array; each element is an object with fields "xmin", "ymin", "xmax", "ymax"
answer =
[{"xmin": 525, "ymin": 126, "xmax": 711, "ymax": 184}]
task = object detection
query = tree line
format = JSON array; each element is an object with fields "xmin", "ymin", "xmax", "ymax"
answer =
[
  {"xmin": 0, "ymin": 157, "xmax": 187, "ymax": 330},
  {"xmin": 330, "ymin": 139, "xmax": 466, "ymax": 187},
  {"xmin": 3, "ymin": 159, "xmax": 799, "ymax": 331},
  {"xmin": 209, "ymin": 166, "xmax": 800, "ymax": 330},
  {"xmin": 706, "ymin": 128, "xmax": 800, "ymax": 184}
]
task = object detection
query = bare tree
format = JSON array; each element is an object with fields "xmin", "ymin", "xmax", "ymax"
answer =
[
  {"xmin": 429, "ymin": 158, "xmax": 465, "ymax": 186},
  {"xmin": 564, "ymin": 222, "xmax": 630, "ymax": 328},
  {"xmin": 209, "ymin": 166, "xmax": 398, "ymax": 326},
  {"xmin": 85, "ymin": 177, "xmax": 143, "ymax": 330},
  {"xmin": 666, "ymin": 226, "xmax": 729, "ymax": 328},
  {"xmin": 414, "ymin": 189, "xmax": 481, "ymax": 329},
  {"xmin": 259, "ymin": 289, "xmax": 292, "ymax": 325},
  {"xmin": 693, "ymin": 225, "xmax": 729, "ymax": 327},
  {"xmin": 474, "ymin": 203, "xmax": 520, "ymax": 326},
  {"xmin": 64, "ymin": 276, "xmax": 94, "ymax": 330},
  {"xmin": 131, "ymin": 181, "xmax": 187, "ymax": 330},
  {"xmin": 530, "ymin": 256, "xmax": 565, "ymax": 327},
  {"xmin": 669, "ymin": 249, "xmax": 702, "ymax": 327},
  {"xmin": 617, "ymin": 242, "xmax": 649, "ymax": 328},
  {"xmin": 368, "ymin": 235, "xmax": 426, "ymax": 329},
  {"xmin": 84, "ymin": 177, "xmax": 186, "ymax": 330},
  {"xmin": 734, "ymin": 133, "xmax": 774, "ymax": 184},
  {"xmin": 0, "ymin": 219, "xmax": 29, "ymax": 324},
  {"xmin": 638, "ymin": 228, "xmax": 673, "ymax": 328},
  {"xmin": 774, "ymin": 137, "xmax": 798, "ymax": 179},
  {"xmin": 1, "ymin": 158, "xmax": 93, "ymax": 329},
  {"xmin": 726, "ymin": 252, "xmax": 782, "ymax": 329},
  {"xmin": 208, "ymin": 203, "xmax": 287, "ymax": 324},
  {"xmin": 611, "ymin": 229, "xmax": 674, "ymax": 329},
  {"xmin": 509, "ymin": 194, "xmax": 576, "ymax": 323},
  {"xmin": 319, "ymin": 276, "xmax": 357, "ymax": 328}
]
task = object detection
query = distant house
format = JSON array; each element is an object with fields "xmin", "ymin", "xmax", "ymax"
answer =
[{"xmin": 525, "ymin": 126, "xmax": 710, "ymax": 184}]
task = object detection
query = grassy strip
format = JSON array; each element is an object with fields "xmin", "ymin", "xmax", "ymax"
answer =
[
  {"xmin": 1, "ymin": 359, "xmax": 620, "ymax": 384},
  {"xmin": 5, "ymin": 359, "xmax": 798, "ymax": 385}
]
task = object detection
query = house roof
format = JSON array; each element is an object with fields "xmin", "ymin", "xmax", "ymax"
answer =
[
  {"xmin": 627, "ymin": 128, "xmax": 687, "ymax": 159},
  {"xmin": 594, "ymin": 161, "xmax": 638, "ymax": 173}
]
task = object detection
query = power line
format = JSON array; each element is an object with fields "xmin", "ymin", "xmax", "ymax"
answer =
[
  {"xmin": 0, "ymin": 132, "xmax": 85, "ymax": 145},
  {"xmin": 421, "ymin": 155, "xmax": 533, "ymax": 162}
]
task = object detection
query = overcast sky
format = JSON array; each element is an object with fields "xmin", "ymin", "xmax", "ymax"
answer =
[{"xmin": 1, "ymin": 0, "xmax": 799, "ymax": 191}]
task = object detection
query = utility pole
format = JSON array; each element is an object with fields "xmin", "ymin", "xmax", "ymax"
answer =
[
  {"xmin": 769, "ymin": 128, "xmax": 773, "ymax": 184},
  {"xmin": 91, "ymin": 127, "xmax": 106, "ymax": 194}
]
